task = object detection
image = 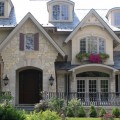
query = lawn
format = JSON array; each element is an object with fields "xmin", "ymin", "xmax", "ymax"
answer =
[{"xmin": 67, "ymin": 118, "xmax": 120, "ymax": 120}]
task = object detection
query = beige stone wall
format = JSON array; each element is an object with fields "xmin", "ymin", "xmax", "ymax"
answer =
[
  {"xmin": 0, "ymin": 30, "xmax": 11, "ymax": 44},
  {"xmin": 71, "ymin": 25, "xmax": 114, "ymax": 65},
  {"xmin": 50, "ymin": 33, "xmax": 72, "ymax": 61},
  {"xmin": 57, "ymin": 74, "xmax": 65, "ymax": 92},
  {"xmin": 1, "ymin": 19, "xmax": 58, "ymax": 104}
]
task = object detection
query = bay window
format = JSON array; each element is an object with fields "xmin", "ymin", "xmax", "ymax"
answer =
[{"xmin": 80, "ymin": 36, "xmax": 105, "ymax": 54}]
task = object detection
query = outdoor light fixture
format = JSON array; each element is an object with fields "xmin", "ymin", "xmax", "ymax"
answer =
[
  {"xmin": 49, "ymin": 74, "xmax": 54, "ymax": 86},
  {"xmin": 3, "ymin": 75, "xmax": 9, "ymax": 86}
]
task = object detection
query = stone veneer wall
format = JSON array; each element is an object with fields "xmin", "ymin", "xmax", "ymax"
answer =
[{"xmin": 1, "ymin": 19, "xmax": 58, "ymax": 104}]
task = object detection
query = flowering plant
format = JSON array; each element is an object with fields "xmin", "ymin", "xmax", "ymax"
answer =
[{"xmin": 89, "ymin": 54, "xmax": 102, "ymax": 63}]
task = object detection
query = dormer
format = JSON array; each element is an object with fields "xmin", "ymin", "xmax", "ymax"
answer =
[
  {"xmin": 106, "ymin": 7, "xmax": 120, "ymax": 27},
  {"xmin": 47, "ymin": 0, "xmax": 74, "ymax": 22},
  {"xmin": 0, "ymin": 0, "xmax": 13, "ymax": 18}
]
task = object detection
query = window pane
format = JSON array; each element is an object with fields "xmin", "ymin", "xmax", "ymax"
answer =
[
  {"xmin": 88, "ymin": 36, "xmax": 97, "ymax": 54},
  {"xmin": 25, "ymin": 34, "xmax": 34, "ymax": 50},
  {"xmin": 99, "ymin": 38, "xmax": 105, "ymax": 53},
  {"xmin": 0, "ymin": 2, "xmax": 4, "ymax": 16},
  {"xmin": 61, "ymin": 5, "xmax": 68, "ymax": 20},
  {"xmin": 77, "ymin": 80, "xmax": 85, "ymax": 101},
  {"xmin": 80, "ymin": 38, "xmax": 86, "ymax": 53},
  {"xmin": 53, "ymin": 5, "xmax": 60, "ymax": 20},
  {"xmin": 114, "ymin": 12, "xmax": 120, "ymax": 26}
]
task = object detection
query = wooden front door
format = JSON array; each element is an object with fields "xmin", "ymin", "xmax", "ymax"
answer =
[{"xmin": 19, "ymin": 69, "xmax": 42, "ymax": 104}]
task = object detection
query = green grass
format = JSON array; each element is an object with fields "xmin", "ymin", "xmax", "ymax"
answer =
[{"xmin": 67, "ymin": 118, "xmax": 120, "ymax": 120}]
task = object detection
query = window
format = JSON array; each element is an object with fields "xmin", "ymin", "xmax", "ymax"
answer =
[
  {"xmin": 80, "ymin": 36, "xmax": 105, "ymax": 54},
  {"xmin": 114, "ymin": 12, "xmax": 120, "ymax": 26},
  {"xmin": 52, "ymin": 4, "xmax": 68, "ymax": 21},
  {"xmin": 0, "ymin": 2, "xmax": 4, "ymax": 16},
  {"xmin": 19, "ymin": 33, "xmax": 39, "ymax": 51},
  {"xmin": 25, "ymin": 34, "xmax": 34, "ymax": 50}
]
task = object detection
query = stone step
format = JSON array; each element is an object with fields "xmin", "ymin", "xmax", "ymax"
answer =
[{"xmin": 15, "ymin": 105, "xmax": 34, "ymax": 112}]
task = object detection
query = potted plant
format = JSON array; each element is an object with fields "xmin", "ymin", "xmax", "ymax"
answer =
[
  {"xmin": 99, "ymin": 53, "xmax": 109, "ymax": 62},
  {"xmin": 76, "ymin": 53, "xmax": 90, "ymax": 61},
  {"xmin": 89, "ymin": 54, "xmax": 102, "ymax": 63}
]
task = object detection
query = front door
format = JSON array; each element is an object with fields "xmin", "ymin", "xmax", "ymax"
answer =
[{"xmin": 19, "ymin": 69, "xmax": 42, "ymax": 104}]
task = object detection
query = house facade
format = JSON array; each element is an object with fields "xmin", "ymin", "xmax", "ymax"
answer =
[{"xmin": 0, "ymin": 0, "xmax": 120, "ymax": 106}]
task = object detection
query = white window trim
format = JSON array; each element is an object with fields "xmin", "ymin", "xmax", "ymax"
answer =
[
  {"xmin": 113, "ymin": 11, "xmax": 120, "ymax": 27},
  {"xmin": 52, "ymin": 3, "xmax": 69, "ymax": 22},
  {"xmin": 76, "ymin": 77, "xmax": 110, "ymax": 93},
  {"xmin": 80, "ymin": 36, "xmax": 106, "ymax": 54}
]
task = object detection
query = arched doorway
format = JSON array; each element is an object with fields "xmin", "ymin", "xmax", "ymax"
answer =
[{"xmin": 18, "ymin": 68, "xmax": 42, "ymax": 104}]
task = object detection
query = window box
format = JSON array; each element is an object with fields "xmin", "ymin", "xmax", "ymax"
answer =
[{"xmin": 76, "ymin": 53, "xmax": 109, "ymax": 63}]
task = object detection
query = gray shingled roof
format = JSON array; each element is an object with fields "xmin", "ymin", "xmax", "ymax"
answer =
[{"xmin": 0, "ymin": 0, "xmax": 120, "ymax": 32}]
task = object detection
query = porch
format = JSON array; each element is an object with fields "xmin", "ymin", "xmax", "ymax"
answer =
[{"xmin": 42, "ymin": 92, "xmax": 120, "ymax": 106}]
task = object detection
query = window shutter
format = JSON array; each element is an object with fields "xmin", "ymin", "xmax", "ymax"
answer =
[
  {"xmin": 19, "ymin": 33, "xmax": 24, "ymax": 51},
  {"xmin": 34, "ymin": 33, "xmax": 39, "ymax": 51}
]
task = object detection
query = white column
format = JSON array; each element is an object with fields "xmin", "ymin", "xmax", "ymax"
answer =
[{"xmin": 110, "ymin": 71, "xmax": 115, "ymax": 92}]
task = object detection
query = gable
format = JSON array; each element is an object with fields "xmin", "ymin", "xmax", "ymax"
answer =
[
  {"xmin": 82, "ymin": 14, "xmax": 104, "ymax": 28},
  {"xmin": 0, "ymin": 12, "xmax": 66, "ymax": 57},
  {"xmin": 64, "ymin": 9, "xmax": 120, "ymax": 47}
]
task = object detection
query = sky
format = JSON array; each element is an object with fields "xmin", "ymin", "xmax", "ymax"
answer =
[{"xmin": 10, "ymin": 0, "xmax": 120, "ymax": 24}]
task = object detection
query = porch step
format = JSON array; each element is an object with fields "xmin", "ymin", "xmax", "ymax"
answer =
[{"xmin": 15, "ymin": 105, "xmax": 34, "ymax": 112}]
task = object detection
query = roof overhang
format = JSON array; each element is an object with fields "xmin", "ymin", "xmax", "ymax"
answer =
[
  {"xmin": 69, "ymin": 64, "xmax": 118, "ymax": 72},
  {"xmin": 0, "ymin": 12, "xmax": 66, "ymax": 57}
]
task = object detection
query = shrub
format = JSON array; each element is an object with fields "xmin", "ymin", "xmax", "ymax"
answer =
[
  {"xmin": 66, "ymin": 98, "xmax": 81, "ymax": 117},
  {"xmin": 48, "ymin": 98, "xmax": 64, "ymax": 114},
  {"xmin": 89, "ymin": 105, "xmax": 97, "ymax": 117},
  {"xmin": 78, "ymin": 106, "xmax": 86, "ymax": 117},
  {"xmin": 27, "ymin": 110, "xmax": 61, "ymax": 120},
  {"xmin": 0, "ymin": 105, "xmax": 26, "ymax": 120},
  {"xmin": 99, "ymin": 107, "xmax": 106, "ymax": 117},
  {"xmin": 112, "ymin": 107, "xmax": 120, "ymax": 118},
  {"xmin": 34, "ymin": 100, "xmax": 48, "ymax": 112}
]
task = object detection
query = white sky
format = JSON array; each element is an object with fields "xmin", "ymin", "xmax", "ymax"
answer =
[{"xmin": 11, "ymin": 0, "xmax": 120, "ymax": 23}]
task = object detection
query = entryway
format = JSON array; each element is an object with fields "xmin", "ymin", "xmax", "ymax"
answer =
[{"xmin": 18, "ymin": 68, "xmax": 42, "ymax": 104}]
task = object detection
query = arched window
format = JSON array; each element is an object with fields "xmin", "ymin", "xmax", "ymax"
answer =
[
  {"xmin": 80, "ymin": 36, "xmax": 105, "ymax": 54},
  {"xmin": 76, "ymin": 71, "xmax": 110, "ymax": 77}
]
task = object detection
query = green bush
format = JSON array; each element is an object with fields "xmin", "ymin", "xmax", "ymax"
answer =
[
  {"xmin": 66, "ymin": 98, "xmax": 81, "ymax": 117},
  {"xmin": 34, "ymin": 100, "xmax": 48, "ymax": 112},
  {"xmin": 78, "ymin": 106, "xmax": 86, "ymax": 117},
  {"xmin": 112, "ymin": 107, "xmax": 120, "ymax": 118},
  {"xmin": 27, "ymin": 110, "xmax": 61, "ymax": 120},
  {"xmin": 0, "ymin": 105, "xmax": 26, "ymax": 120},
  {"xmin": 89, "ymin": 105, "xmax": 97, "ymax": 117},
  {"xmin": 99, "ymin": 107, "xmax": 106, "ymax": 117},
  {"xmin": 48, "ymin": 98, "xmax": 64, "ymax": 114}
]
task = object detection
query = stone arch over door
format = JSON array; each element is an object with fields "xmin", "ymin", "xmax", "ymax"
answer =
[{"xmin": 16, "ymin": 66, "xmax": 43, "ymax": 105}]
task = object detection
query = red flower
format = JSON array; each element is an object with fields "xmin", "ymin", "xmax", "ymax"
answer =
[{"xmin": 89, "ymin": 54, "xmax": 101, "ymax": 63}]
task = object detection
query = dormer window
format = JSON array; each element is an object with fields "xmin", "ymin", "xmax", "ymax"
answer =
[
  {"xmin": 114, "ymin": 12, "xmax": 120, "ymax": 26},
  {"xmin": 47, "ymin": 0, "xmax": 74, "ymax": 22},
  {"xmin": 53, "ymin": 4, "xmax": 68, "ymax": 21},
  {"xmin": 0, "ymin": 2, "xmax": 4, "ymax": 16},
  {"xmin": 106, "ymin": 7, "xmax": 120, "ymax": 27}
]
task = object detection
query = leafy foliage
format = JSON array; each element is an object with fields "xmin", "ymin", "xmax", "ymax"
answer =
[
  {"xmin": 34, "ymin": 100, "xmax": 48, "ymax": 112},
  {"xmin": 66, "ymin": 98, "xmax": 81, "ymax": 117},
  {"xmin": 27, "ymin": 110, "xmax": 61, "ymax": 120},
  {"xmin": 0, "ymin": 105, "xmax": 26, "ymax": 120},
  {"xmin": 48, "ymin": 98, "xmax": 65, "ymax": 114},
  {"xmin": 112, "ymin": 107, "xmax": 120, "ymax": 118},
  {"xmin": 78, "ymin": 106, "xmax": 86, "ymax": 117},
  {"xmin": 89, "ymin": 105, "xmax": 97, "ymax": 117},
  {"xmin": 99, "ymin": 107, "xmax": 106, "ymax": 117}
]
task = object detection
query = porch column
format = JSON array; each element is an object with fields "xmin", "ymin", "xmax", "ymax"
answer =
[{"xmin": 110, "ymin": 71, "xmax": 115, "ymax": 92}]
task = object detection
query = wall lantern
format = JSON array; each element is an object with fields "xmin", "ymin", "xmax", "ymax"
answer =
[
  {"xmin": 3, "ymin": 75, "xmax": 9, "ymax": 86},
  {"xmin": 49, "ymin": 74, "xmax": 54, "ymax": 86}
]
